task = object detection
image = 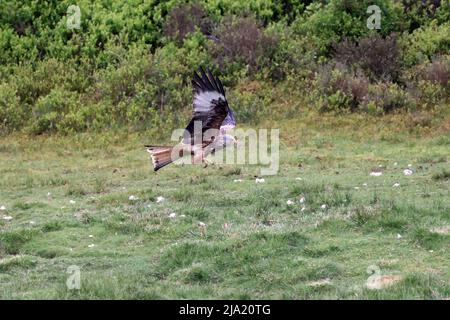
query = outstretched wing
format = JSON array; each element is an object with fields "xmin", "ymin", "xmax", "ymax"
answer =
[{"xmin": 183, "ymin": 67, "xmax": 229, "ymax": 144}]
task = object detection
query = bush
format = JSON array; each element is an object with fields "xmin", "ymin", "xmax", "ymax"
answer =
[
  {"xmin": 292, "ymin": 0, "xmax": 405, "ymax": 56},
  {"xmin": 422, "ymin": 58, "xmax": 450, "ymax": 87},
  {"xmin": 29, "ymin": 88, "xmax": 82, "ymax": 135},
  {"xmin": 209, "ymin": 16, "xmax": 279, "ymax": 74},
  {"xmin": 365, "ymin": 82, "xmax": 414, "ymax": 113},
  {"xmin": 400, "ymin": 21, "xmax": 450, "ymax": 67},
  {"xmin": 0, "ymin": 83, "xmax": 23, "ymax": 133},
  {"xmin": 332, "ymin": 33, "xmax": 400, "ymax": 81},
  {"xmin": 401, "ymin": 0, "xmax": 450, "ymax": 31},
  {"xmin": 316, "ymin": 63, "xmax": 369, "ymax": 112},
  {"xmin": 163, "ymin": 3, "xmax": 212, "ymax": 44}
]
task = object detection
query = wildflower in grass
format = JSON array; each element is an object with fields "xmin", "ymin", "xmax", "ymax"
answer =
[
  {"xmin": 47, "ymin": 192, "xmax": 52, "ymax": 198},
  {"xmin": 255, "ymin": 178, "xmax": 265, "ymax": 183},
  {"xmin": 29, "ymin": 221, "xmax": 35, "ymax": 225},
  {"xmin": 370, "ymin": 171, "xmax": 382, "ymax": 176},
  {"xmin": 408, "ymin": 164, "xmax": 412, "ymax": 167},
  {"xmin": 396, "ymin": 234, "xmax": 402, "ymax": 239},
  {"xmin": 156, "ymin": 196, "xmax": 165, "ymax": 203},
  {"xmin": 2, "ymin": 215, "xmax": 13, "ymax": 221},
  {"xmin": 301, "ymin": 206, "xmax": 306, "ymax": 212},
  {"xmin": 88, "ymin": 244, "xmax": 95, "ymax": 248},
  {"xmin": 299, "ymin": 196, "xmax": 305, "ymax": 203},
  {"xmin": 88, "ymin": 235, "xmax": 93, "ymax": 238},
  {"xmin": 321, "ymin": 204, "xmax": 327, "ymax": 209},
  {"xmin": 295, "ymin": 177, "xmax": 303, "ymax": 181},
  {"xmin": 69, "ymin": 200, "xmax": 76, "ymax": 204},
  {"xmin": 286, "ymin": 200, "xmax": 294, "ymax": 205},
  {"xmin": 198, "ymin": 221, "xmax": 207, "ymax": 236},
  {"xmin": 354, "ymin": 186, "xmax": 360, "ymax": 190},
  {"xmin": 0, "ymin": 205, "xmax": 6, "ymax": 211},
  {"xmin": 128, "ymin": 195, "xmax": 139, "ymax": 201},
  {"xmin": 180, "ymin": 214, "xmax": 186, "ymax": 218},
  {"xmin": 169, "ymin": 212, "xmax": 177, "ymax": 219},
  {"xmin": 233, "ymin": 179, "xmax": 243, "ymax": 182},
  {"xmin": 393, "ymin": 183, "xmax": 400, "ymax": 187},
  {"xmin": 403, "ymin": 169, "xmax": 413, "ymax": 176},
  {"xmin": 394, "ymin": 162, "xmax": 398, "ymax": 166},
  {"xmin": 363, "ymin": 183, "xmax": 368, "ymax": 187}
]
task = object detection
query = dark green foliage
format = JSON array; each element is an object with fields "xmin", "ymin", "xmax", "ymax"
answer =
[{"xmin": 0, "ymin": 0, "xmax": 449, "ymax": 135}]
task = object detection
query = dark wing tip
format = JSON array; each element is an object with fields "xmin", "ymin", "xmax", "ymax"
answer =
[{"xmin": 192, "ymin": 66, "xmax": 225, "ymax": 96}]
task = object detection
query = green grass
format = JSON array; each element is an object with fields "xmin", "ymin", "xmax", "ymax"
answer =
[{"xmin": 0, "ymin": 112, "xmax": 449, "ymax": 299}]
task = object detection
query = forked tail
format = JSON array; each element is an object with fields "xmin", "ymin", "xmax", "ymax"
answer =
[{"xmin": 145, "ymin": 145, "xmax": 176, "ymax": 171}]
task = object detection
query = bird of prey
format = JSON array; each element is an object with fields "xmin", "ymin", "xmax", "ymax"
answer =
[{"xmin": 145, "ymin": 67, "xmax": 237, "ymax": 171}]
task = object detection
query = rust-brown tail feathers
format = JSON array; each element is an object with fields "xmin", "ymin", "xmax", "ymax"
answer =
[{"xmin": 145, "ymin": 146, "xmax": 175, "ymax": 171}]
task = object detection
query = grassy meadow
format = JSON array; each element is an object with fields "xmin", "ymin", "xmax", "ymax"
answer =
[{"xmin": 1, "ymin": 110, "xmax": 449, "ymax": 299}]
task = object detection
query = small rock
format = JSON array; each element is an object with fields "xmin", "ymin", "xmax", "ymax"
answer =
[
  {"xmin": 69, "ymin": 200, "xmax": 76, "ymax": 204},
  {"xmin": 301, "ymin": 206, "xmax": 306, "ymax": 212},
  {"xmin": 88, "ymin": 235, "xmax": 94, "ymax": 238},
  {"xmin": 295, "ymin": 177, "xmax": 303, "ymax": 181},
  {"xmin": 255, "ymin": 178, "xmax": 265, "ymax": 183},
  {"xmin": 88, "ymin": 244, "xmax": 95, "ymax": 248},
  {"xmin": 198, "ymin": 221, "xmax": 206, "ymax": 227},
  {"xmin": 2, "ymin": 216, "xmax": 13, "ymax": 221},
  {"xmin": 403, "ymin": 169, "xmax": 413, "ymax": 176},
  {"xmin": 321, "ymin": 204, "xmax": 327, "ymax": 209},
  {"xmin": 156, "ymin": 196, "xmax": 165, "ymax": 203},
  {"xmin": 180, "ymin": 214, "xmax": 186, "ymax": 218},
  {"xmin": 370, "ymin": 171, "xmax": 382, "ymax": 177},
  {"xmin": 286, "ymin": 200, "xmax": 294, "ymax": 205},
  {"xmin": 128, "ymin": 195, "xmax": 139, "ymax": 201},
  {"xmin": 0, "ymin": 205, "xmax": 6, "ymax": 211},
  {"xmin": 299, "ymin": 196, "xmax": 305, "ymax": 204},
  {"xmin": 168, "ymin": 212, "xmax": 177, "ymax": 219},
  {"xmin": 233, "ymin": 179, "xmax": 243, "ymax": 182},
  {"xmin": 393, "ymin": 183, "xmax": 400, "ymax": 187},
  {"xmin": 396, "ymin": 234, "xmax": 402, "ymax": 240},
  {"xmin": 362, "ymin": 183, "xmax": 368, "ymax": 187}
]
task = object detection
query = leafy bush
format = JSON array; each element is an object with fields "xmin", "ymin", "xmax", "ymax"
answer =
[
  {"xmin": 292, "ymin": 0, "xmax": 405, "ymax": 56},
  {"xmin": 29, "ymin": 88, "xmax": 82, "ymax": 135},
  {"xmin": 401, "ymin": 0, "xmax": 450, "ymax": 31},
  {"xmin": 400, "ymin": 22, "xmax": 450, "ymax": 67},
  {"xmin": 316, "ymin": 63, "xmax": 369, "ymax": 111},
  {"xmin": 209, "ymin": 16, "xmax": 279, "ymax": 74},
  {"xmin": 332, "ymin": 33, "xmax": 400, "ymax": 81},
  {"xmin": 0, "ymin": 83, "xmax": 23, "ymax": 133},
  {"xmin": 365, "ymin": 82, "xmax": 414, "ymax": 113},
  {"xmin": 163, "ymin": 3, "xmax": 212, "ymax": 44},
  {"xmin": 422, "ymin": 58, "xmax": 450, "ymax": 87}
]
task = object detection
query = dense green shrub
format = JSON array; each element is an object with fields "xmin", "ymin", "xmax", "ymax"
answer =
[
  {"xmin": 399, "ymin": 22, "xmax": 450, "ymax": 67},
  {"xmin": 0, "ymin": 83, "xmax": 22, "ymax": 133},
  {"xmin": 292, "ymin": 0, "xmax": 405, "ymax": 56}
]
